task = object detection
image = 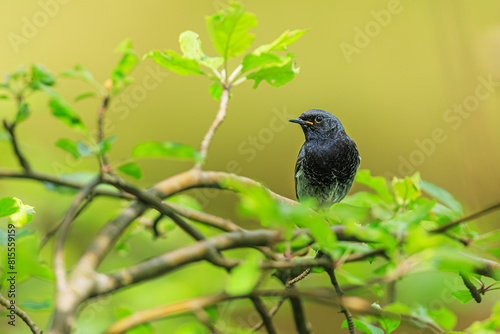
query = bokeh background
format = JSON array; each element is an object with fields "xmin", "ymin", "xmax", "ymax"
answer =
[{"xmin": 1, "ymin": 0, "xmax": 500, "ymax": 333}]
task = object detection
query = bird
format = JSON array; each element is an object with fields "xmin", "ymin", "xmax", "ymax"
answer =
[{"xmin": 289, "ymin": 109, "xmax": 360, "ymax": 208}]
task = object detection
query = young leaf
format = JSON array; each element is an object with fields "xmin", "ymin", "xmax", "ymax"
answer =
[
  {"xmin": 97, "ymin": 135, "xmax": 117, "ymax": 155},
  {"xmin": 206, "ymin": 2, "xmax": 258, "ymax": 59},
  {"xmin": 60, "ymin": 64, "xmax": 98, "ymax": 86},
  {"xmin": 20, "ymin": 300, "xmax": 52, "ymax": 311},
  {"xmin": 226, "ymin": 254, "xmax": 261, "ymax": 296},
  {"xmin": 356, "ymin": 170, "xmax": 393, "ymax": 203},
  {"xmin": 241, "ymin": 53, "xmax": 281, "ymax": 73},
  {"xmin": 180, "ymin": 30, "xmax": 203, "ymax": 60},
  {"xmin": 56, "ymin": 138, "xmax": 81, "ymax": 158},
  {"xmin": 341, "ymin": 319, "xmax": 384, "ymax": 334},
  {"xmin": 31, "ymin": 63, "xmax": 55, "ymax": 87},
  {"xmin": 6, "ymin": 197, "xmax": 35, "ymax": 227},
  {"xmin": 16, "ymin": 101, "xmax": 31, "ymax": 123},
  {"xmin": 118, "ymin": 162, "xmax": 142, "ymax": 179},
  {"xmin": 113, "ymin": 39, "xmax": 139, "ymax": 78},
  {"xmin": 145, "ymin": 50, "xmax": 203, "ymax": 76},
  {"xmin": 428, "ymin": 307, "xmax": 457, "ymax": 331},
  {"xmin": 49, "ymin": 95, "xmax": 86, "ymax": 131},
  {"xmin": 253, "ymin": 29, "xmax": 308, "ymax": 55},
  {"xmin": 451, "ymin": 290, "xmax": 474, "ymax": 304},
  {"xmin": 246, "ymin": 54, "xmax": 298, "ymax": 88},
  {"xmin": 132, "ymin": 141, "xmax": 203, "ymax": 161},
  {"xmin": 209, "ymin": 82, "xmax": 224, "ymax": 100},
  {"xmin": 392, "ymin": 174, "xmax": 421, "ymax": 206},
  {"xmin": 421, "ymin": 180, "xmax": 463, "ymax": 215},
  {"xmin": 0, "ymin": 197, "xmax": 19, "ymax": 218},
  {"xmin": 74, "ymin": 91, "xmax": 96, "ymax": 102}
]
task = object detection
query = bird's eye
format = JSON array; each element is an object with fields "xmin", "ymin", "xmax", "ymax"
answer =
[{"xmin": 315, "ymin": 116, "xmax": 323, "ymax": 123}]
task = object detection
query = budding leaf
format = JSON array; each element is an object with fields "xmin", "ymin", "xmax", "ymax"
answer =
[
  {"xmin": 226, "ymin": 254, "xmax": 261, "ymax": 296},
  {"xmin": 118, "ymin": 162, "xmax": 142, "ymax": 179},
  {"xmin": 146, "ymin": 50, "xmax": 203, "ymax": 76},
  {"xmin": 253, "ymin": 29, "xmax": 308, "ymax": 55},
  {"xmin": 206, "ymin": 2, "xmax": 257, "ymax": 59},
  {"xmin": 246, "ymin": 54, "xmax": 298, "ymax": 88}
]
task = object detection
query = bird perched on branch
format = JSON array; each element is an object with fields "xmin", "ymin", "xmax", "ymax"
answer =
[{"xmin": 289, "ymin": 109, "xmax": 360, "ymax": 208}]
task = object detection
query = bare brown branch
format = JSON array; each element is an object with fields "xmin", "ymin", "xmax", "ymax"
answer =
[{"xmin": 0, "ymin": 293, "xmax": 42, "ymax": 334}]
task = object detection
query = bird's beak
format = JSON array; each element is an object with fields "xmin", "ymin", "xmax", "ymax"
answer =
[{"xmin": 289, "ymin": 118, "xmax": 313, "ymax": 125}]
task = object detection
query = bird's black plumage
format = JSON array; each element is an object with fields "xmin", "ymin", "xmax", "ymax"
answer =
[{"xmin": 290, "ymin": 109, "xmax": 360, "ymax": 208}]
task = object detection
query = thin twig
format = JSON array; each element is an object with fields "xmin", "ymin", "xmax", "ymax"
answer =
[
  {"xmin": 250, "ymin": 296, "xmax": 278, "ymax": 334},
  {"xmin": 3, "ymin": 120, "xmax": 31, "ymax": 172},
  {"xmin": 97, "ymin": 94, "xmax": 111, "ymax": 171},
  {"xmin": 54, "ymin": 177, "xmax": 101, "ymax": 292},
  {"xmin": 194, "ymin": 87, "xmax": 230, "ymax": 169},
  {"xmin": 430, "ymin": 201, "xmax": 500, "ymax": 233},
  {"xmin": 103, "ymin": 288, "xmax": 443, "ymax": 334},
  {"xmin": 325, "ymin": 265, "xmax": 356, "ymax": 334},
  {"xmin": 0, "ymin": 293, "xmax": 42, "ymax": 334},
  {"xmin": 0, "ymin": 169, "xmax": 131, "ymax": 199},
  {"xmin": 40, "ymin": 193, "xmax": 96, "ymax": 250}
]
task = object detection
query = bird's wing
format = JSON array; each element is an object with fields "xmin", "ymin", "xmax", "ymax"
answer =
[{"xmin": 294, "ymin": 145, "xmax": 305, "ymax": 200}]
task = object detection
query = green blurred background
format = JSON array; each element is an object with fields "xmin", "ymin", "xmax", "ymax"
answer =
[{"xmin": 1, "ymin": 0, "xmax": 500, "ymax": 333}]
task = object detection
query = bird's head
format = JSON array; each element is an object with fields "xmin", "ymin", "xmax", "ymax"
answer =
[{"xmin": 289, "ymin": 109, "xmax": 345, "ymax": 141}]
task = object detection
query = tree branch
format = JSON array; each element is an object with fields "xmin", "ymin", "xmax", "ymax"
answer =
[
  {"xmin": 0, "ymin": 293, "xmax": 42, "ymax": 334},
  {"xmin": 195, "ymin": 87, "xmax": 230, "ymax": 169},
  {"xmin": 3, "ymin": 120, "xmax": 32, "ymax": 172},
  {"xmin": 430, "ymin": 201, "xmax": 500, "ymax": 234},
  {"xmin": 0, "ymin": 169, "xmax": 131, "ymax": 199},
  {"xmin": 250, "ymin": 296, "xmax": 278, "ymax": 334},
  {"xmin": 325, "ymin": 266, "xmax": 356, "ymax": 334}
]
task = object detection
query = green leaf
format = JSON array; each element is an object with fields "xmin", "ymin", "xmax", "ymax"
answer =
[
  {"xmin": 113, "ymin": 39, "xmax": 138, "ymax": 78},
  {"xmin": 246, "ymin": 54, "xmax": 298, "ymax": 88},
  {"xmin": 0, "ymin": 197, "xmax": 35, "ymax": 228},
  {"xmin": 206, "ymin": 2, "xmax": 257, "ymax": 59},
  {"xmin": 20, "ymin": 300, "xmax": 52, "ymax": 311},
  {"xmin": 1, "ymin": 233, "xmax": 52, "ymax": 285},
  {"xmin": 356, "ymin": 170, "xmax": 393, "ymax": 203},
  {"xmin": 253, "ymin": 29, "xmax": 308, "ymax": 55},
  {"xmin": 74, "ymin": 91, "xmax": 96, "ymax": 102},
  {"xmin": 421, "ymin": 180, "xmax": 463, "ymax": 215},
  {"xmin": 451, "ymin": 290, "xmax": 474, "ymax": 304},
  {"xmin": 49, "ymin": 95, "xmax": 86, "ymax": 131},
  {"xmin": 145, "ymin": 50, "xmax": 203, "ymax": 76},
  {"xmin": 241, "ymin": 53, "xmax": 281, "ymax": 73},
  {"xmin": 118, "ymin": 162, "xmax": 142, "ymax": 179},
  {"xmin": 166, "ymin": 194, "xmax": 202, "ymax": 211},
  {"xmin": 31, "ymin": 64, "xmax": 55, "ymax": 86},
  {"xmin": 342, "ymin": 319, "xmax": 384, "ymax": 334},
  {"xmin": 209, "ymin": 82, "xmax": 224, "ymax": 100},
  {"xmin": 55, "ymin": 138, "xmax": 81, "ymax": 158},
  {"xmin": 226, "ymin": 254, "xmax": 261, "ymax": 296},
  {"xmin": 377, "ymin": 314, "xmax": 401, "ymax": 334},
  {"xmin": 60, "ymin": 64, "xmax": 97, "ymax": 86},
  {"xmin": 392, "ymin": 173, "xmax": 421, "ymax": 206},
  {"xmin": 180, "ymin": 30, "xmax": 203, "ymax": 60},
  {"xmin": 132, "ymin": 141, "xmax": 202, "ymax": 162},
  {"xmin": 16, "ymin": 101, "xmax": 31, "ymax": 123},
  {"xmin": 0, "ymin": 197, "xmax": 20, "ymax": 218},
  {"xmin": 428, "ymin": 307, "xmax": 457, "ymax": 331},
  {"xmin": 97, "ymin": 135, "xmax": 117, "ymax": 156}
]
